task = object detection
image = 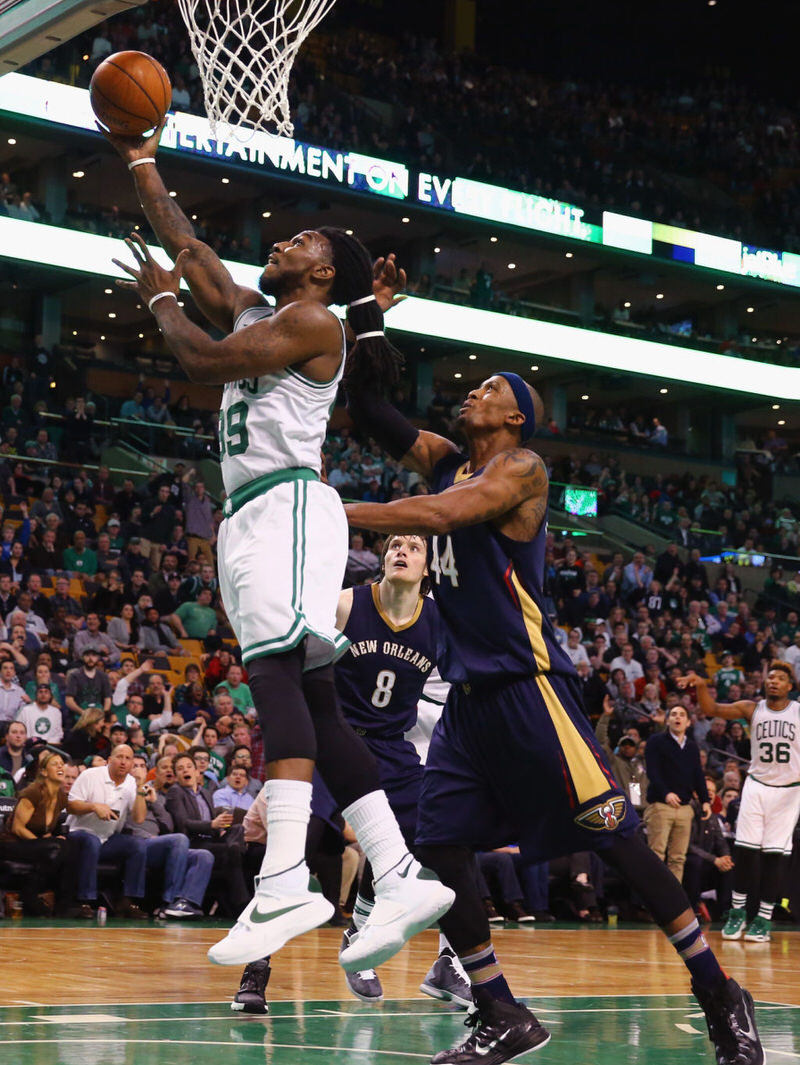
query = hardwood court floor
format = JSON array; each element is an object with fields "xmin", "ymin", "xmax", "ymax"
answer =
[{"xmin": 0, "ymin": 920, "xmax": 798, "ymax": 1064}]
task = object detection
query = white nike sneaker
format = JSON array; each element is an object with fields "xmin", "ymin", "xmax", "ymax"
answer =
[
  {"xmin": 208, "ymin": 876, "xmax": 334, "ymax": 966},
  {"xmin": 339, "ymin": 856, "xmax": 455, "ymax": 972}
]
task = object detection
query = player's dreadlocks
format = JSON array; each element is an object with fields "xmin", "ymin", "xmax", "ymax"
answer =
[{"xmin": 318, "ymin": 226, "xmax": 404, "ymax": 390}]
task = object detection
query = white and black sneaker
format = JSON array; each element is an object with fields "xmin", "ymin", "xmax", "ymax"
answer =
[
  {"xmin": 339, "ymin": 855, "xmax": 454, "ymax": 972},
  {"xmin": 431, "ymin": 998, "xmax": 551, "ymax": 1064},
  {"xmin": 420, "ymin": 949, "xmax": 473, "ymax": 1010},
  {"xmin": 231, "ymin": 958, "xmax": 271, "ymax": 1015},
  {"xmin": 340, "ymin": 926, "xmax": 384, "ymax": 1002},
  {"xmin": 692, "ymin": 977, "xmax": 764, "ymax": 1065}
]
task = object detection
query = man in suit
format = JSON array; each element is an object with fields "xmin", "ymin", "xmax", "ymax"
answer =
[{"xmin": 165, "ymin": 751, "xmax": 250, "ymax": 915}]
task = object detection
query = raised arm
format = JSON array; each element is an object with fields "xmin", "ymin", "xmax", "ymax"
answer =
[
  {"xmin": 345, "ymin": 253, "xmax": 459, "ymax": 480},
  {"xmin": 101, "ymin": 123, "xmax": 261, "ymax": 333},
  {"xmin": 345, "ymin": 448, "xmax": 548, "ymax": 537},
  {"xmin": 677, "ymin": 672, "xmax": 756, "ymax": 723},
  {"xmin": 113, "ymin": 235, "xmax": 343, "ymax": 385}
]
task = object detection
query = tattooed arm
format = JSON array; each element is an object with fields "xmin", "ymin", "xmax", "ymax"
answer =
[
  {"xmin": 102, "ymin": 122, "xmax": 262, "ymax": 333},
  {"xmin": 345, "ymin": 449, "xmax": 549, "ymax": 539}
]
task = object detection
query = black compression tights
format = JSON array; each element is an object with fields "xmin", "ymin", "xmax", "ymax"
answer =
[{"xmin": 247, "ymin": 649, "xmax": 380, "ymax": 809}]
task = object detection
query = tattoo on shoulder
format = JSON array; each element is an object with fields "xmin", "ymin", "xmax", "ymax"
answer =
[{"xmin": 497, "ymin": 449, "xmax": 548, "ymax": 484}]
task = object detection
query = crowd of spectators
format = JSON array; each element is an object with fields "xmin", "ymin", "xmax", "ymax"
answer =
[
  {"xmin": 17, "ymin": 5, "xmax": 800, "ymax": 256},
  {"xmin": 1, "ymin": 342, "xmax": 799, "ymax": 922}
]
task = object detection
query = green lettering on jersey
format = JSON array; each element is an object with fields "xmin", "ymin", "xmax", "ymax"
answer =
[{"xmin": 219, "ymin": 400, "xmax": 250, "ymax": 458}]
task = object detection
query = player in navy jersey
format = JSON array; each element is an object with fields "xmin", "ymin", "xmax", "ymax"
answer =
[
  {"xmin": 232, "ymin": 533, "xmax": 471, "ymax": 1013},
  {"xmin": 335, "ymin": 533, "xmax": 470, "ymax": 1007},
  {"xmin": 344, "ymin": 368, "xmax": 762, "ymax": 1065}
]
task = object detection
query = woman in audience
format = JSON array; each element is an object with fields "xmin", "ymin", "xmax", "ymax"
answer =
[
  {"xmin": 107, "ymin": 602, "xmax": 141, "ymax": 656},
  {"xmin": 62, "ymin": 707, "xmax": 111, "ymax": 763},
  {"xmin": 0, "ymin": 750, "xmax": 90, "ymax": 916}
]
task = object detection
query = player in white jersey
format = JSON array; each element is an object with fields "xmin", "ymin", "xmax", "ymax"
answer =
[
  {"xmin": 680, "ymin": 662, "xmax": 800, "ymax": 942},
  {"xmin": 103, "ymin": 122, "xmax": 453, "ymax": 972}
]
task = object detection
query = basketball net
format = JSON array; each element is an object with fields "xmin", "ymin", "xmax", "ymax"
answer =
[{"xmin": 176, "ymin": 0, "xmax": 337, "ymax": 138}]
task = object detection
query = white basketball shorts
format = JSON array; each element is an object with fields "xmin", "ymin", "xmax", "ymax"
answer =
[
  {"xmin": 217, "ymin": 476, "xmax": 350, "ymax": 670},
  {"xmin": 735, "ymin": 775, "xmax": 800, "ymax": 854}
]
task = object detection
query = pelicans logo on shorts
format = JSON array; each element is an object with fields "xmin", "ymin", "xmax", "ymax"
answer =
[{"xmin": 575, "ymin": 796, "xmax": 627, "ymax": 831}]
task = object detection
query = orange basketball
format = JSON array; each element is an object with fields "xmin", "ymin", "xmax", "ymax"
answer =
[{"xmin": 90, "ymin": 50, "xmax": 172, "ymax": 135}]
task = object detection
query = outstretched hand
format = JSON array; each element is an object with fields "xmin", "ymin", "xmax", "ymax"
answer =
[
  {"xmin": 112, "ymin": 232, "xmax": 189, "ymax": 307},
  {"xmin": 97, "ymin": 116, "xmax": 168, "ymax": 166},
  {"xmin": 372, "ymin": 253, "xmax": 407, "ymax": 313},
  {"xmin": 676, "ymin": 672, "xmax": 701, "ymax": 690}
]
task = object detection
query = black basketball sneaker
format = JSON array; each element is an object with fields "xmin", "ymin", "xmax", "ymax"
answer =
[
  {"xmin": 692, "ymin": 977, "xmax": 764, "ymax": 1065},
  {"xmin": 231, "ymin": 957, "xmax": 271, "ymax": 1015},
  {"xmin": 431, "ymin": 998, "xmax": 551, "ymax": 1064}
]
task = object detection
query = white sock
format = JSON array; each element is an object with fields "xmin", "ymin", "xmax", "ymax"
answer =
[
  {"xmin": 438, "ymin": 932, "xmax": 450, "ymax": 954},
  {"xmin": 342, "ymin": 790, "xmax": 409, "ymax": 882},
  {"xmin": 258, "ymin": 778, "xmax": 312, "ymax": 891},
  {"xmin": 731, "ymin": 891, "xmax": 747, "ymax": 910},
  {"xmin": 352, "ymin": 894, "xmax": 375, "ymax": 930},
  {"xmin": 757, "ymin": 901, "xmax": 773, "ymax": 921}
]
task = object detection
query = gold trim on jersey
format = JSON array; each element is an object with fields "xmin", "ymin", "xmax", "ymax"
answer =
[
  {"xmin": 453, "ymin": 461, "xmax": 473, "ymax": 483},
  {"xmin": 536, "ymin": 674, "xmax": 613, "ymax": 804},
  {"xmin": 370, "ymin": 582, "xmax": 425, "ymax": 633},
  {"xmin": 509, "ymin": 567, "xmax": 550, "ymax": 673}
]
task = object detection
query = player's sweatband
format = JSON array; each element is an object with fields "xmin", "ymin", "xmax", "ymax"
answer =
[
  {"xmin": 148, "ymin": 291, "xmax": 178, "ymax": 313},
  {"xmin": 345, "ymin": 385, "xmax": 420, "ymax": 461}
]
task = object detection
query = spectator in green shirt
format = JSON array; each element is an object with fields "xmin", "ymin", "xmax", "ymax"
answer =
[
  {"xmin": 173, "ymin": 587, "xmax": 217, "ymax": 639},
  {"xmin": 714, "ymin": 652, "xmax": 744, "ymax": 700},
  {"xmin": 214, "ymin": 663, "xmax": 254, "ymax": 715},
  {"xmin": 62, "ymin": 530, "xmax": 98, "ymax": 576}
]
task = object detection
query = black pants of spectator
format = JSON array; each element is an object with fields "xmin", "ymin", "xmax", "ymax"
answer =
[
  {"xmin": 0, "ymin": 835, "xmax": 82, "ymax": 914},
  {"xmin": 306, "ymin": 814, "xmax": 344, "ymax": 919},
  {"xmin": 549, "ymin": 852, "xmax": 601, "ymax": 916},
  {"xmin": 193, "ymin": 841, "xmax": 250, "ymax": 917},
  {"xmin": 476, "ymin": 852, "xmax": 527, "ymax": 907},
  {"xmin": 684, "ymin": 854, "xmax": 733, "ymax": 918}
]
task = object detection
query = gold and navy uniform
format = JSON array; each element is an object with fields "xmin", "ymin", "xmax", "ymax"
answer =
[
  {"xmin": 335, "ymin": 584, "xmax": 440, "ymax": 844},
  {"xmin": 428, "ymin": 459, "xmax": 574, "ymax": 685},
  {"xmin": 417, "ymin": 452, "xmax": 638, "ymax": 860}
]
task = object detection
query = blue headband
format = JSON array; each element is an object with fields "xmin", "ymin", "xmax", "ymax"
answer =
[{"xmin": 496, "ymin": 371, "xmax": 536, "ymax": 440}]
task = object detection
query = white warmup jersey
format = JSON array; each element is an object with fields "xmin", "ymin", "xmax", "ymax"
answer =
[
  {"xmin": 748, "ymin": 699, "xmax": 800, "ymax": 786},
  {"xmin": 216, "ymin": 303, "xmax": 350, "ymax": 670},
  {"xmin": 735, "ymin": 698, "xmax": 800, "ymax": 854},
  {"xmin": 219, "ymin": 304, "xmax": 345, "ymax": 495}
]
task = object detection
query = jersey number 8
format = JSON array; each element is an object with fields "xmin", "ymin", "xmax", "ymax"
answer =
[{"xmin": 371, "ymin": 669, "xmax": 397, "ymax": 708}]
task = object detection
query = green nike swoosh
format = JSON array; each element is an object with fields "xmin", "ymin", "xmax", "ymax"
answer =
[{"xmin": 250, "ymin": 901, "xmax": 308, "ymax": 924}]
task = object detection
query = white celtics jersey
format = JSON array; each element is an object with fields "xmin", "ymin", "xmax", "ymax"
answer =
[
  {"xmin": 749, "ymin": 698, "xmax": 800, "ymax": 786},
  {"xmin": 219, "ymin": 304, "xmax": 346, "ymax": 495}
]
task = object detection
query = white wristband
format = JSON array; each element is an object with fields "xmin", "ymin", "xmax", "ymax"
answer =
[
  {"xmin": 355, "ymin": 330, "xmax": 384, "ymax": 340},
  {"xmin": 148, "ymin": 291, "xmax": 178, "ymax": 313},
  {"xmin": 348, "ymin": 294, "xmax": 377, "ymax": 308},
  {"xmin": 128, "ymin": 157, "xmax": 157, "ymax": 171}
]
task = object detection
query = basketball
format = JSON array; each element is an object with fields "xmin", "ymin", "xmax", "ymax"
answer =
[{"xmin": 90, "ymin": 50, "xmax": 172, "ymax": 135}]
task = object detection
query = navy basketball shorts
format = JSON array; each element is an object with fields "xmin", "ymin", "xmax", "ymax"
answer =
[
  {"xmin": 365, "ymin": 736, "xmax": 424, "ymax": 847},
  {"xmin": 415, "ymin": 672, "xmax": 639, "ymax": 860}
]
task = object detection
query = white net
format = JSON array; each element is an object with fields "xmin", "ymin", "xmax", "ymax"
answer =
[{"xmin": 176, "ymin": 0, "xmax": 338, "ymax": 138}]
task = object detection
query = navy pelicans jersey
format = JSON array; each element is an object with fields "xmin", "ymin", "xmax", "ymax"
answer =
[
  {"xmin": 219, "ymin": 304, "xmax": 345, "ymax": 495},
  {"xmin": 335, "ymin": 584, "xmax": 439, "ymax": 737},
  {"xmin": 429, "ymin": 452, "xmax": 574, "ymax": 685}
]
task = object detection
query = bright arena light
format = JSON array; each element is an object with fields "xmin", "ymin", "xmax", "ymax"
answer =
[{"xmin": 1, "ymin": 217, "xmax": 799, "ymax": 400}]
